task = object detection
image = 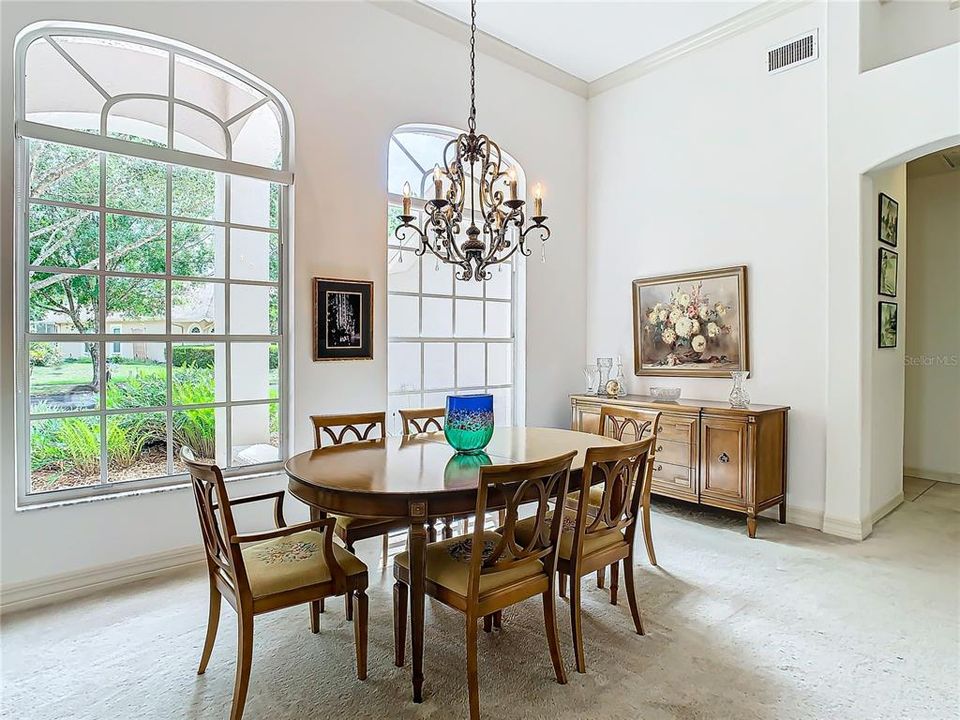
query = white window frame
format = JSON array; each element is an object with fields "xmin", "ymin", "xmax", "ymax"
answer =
[
  {"xmin": 386, "ymin": 124, "xmax": 526, "ymax": 433},
  {"xmin": 13, "ymin": 22, "xmax": 294, "ymax": 507}
]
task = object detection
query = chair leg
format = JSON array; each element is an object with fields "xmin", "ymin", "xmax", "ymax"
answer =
[
  {"xmin": 596, "ymin": 567, "xmax": 605, "ymax": 589},
  {"xmin": 570, "ymin": 575, "xmax": 586, "ymax": 674},
  {"xmin": 309, "ymin": 601, "xmax": 321, "ymax": 634},
  {"xmin": 442, "ymin": 517, "xmax": 454, "ymax": 540},
  {"xmin": 542, "ymin": 590, "xmax": 567, "ymax": 685},
  {"xmin": 229, "ymin": 612, "xmax": 254, "ymax": 720},
  {"xmin": 642, "ymin": 497, "xmax": 658, "ymax": 566},
  {"xmin": 393, "ymin": 581, "xmax": 407, "ymax": 667},
  {"xmin": 493, "ymin": 610, "xmax": 502, "ymax": 629},
  {"xmin": 353, "ymin": 589, "xmax": 368, "ymax": 681},
  {"xmin": 381, "ymin": 534, "xmax": 389, "ymax": 570},
  {"xmin": 558, "ymin": 572, "xmax": 567, "ymax": 598},
  {"xmin": 483, "ymin": 614, "xmax": 493, "ymax": 633},
  {"xmin": 623, "ymin": 557, "xmax": 645, "ymax": 636},
  {"xmin": 345, "ymin": 541, "xmax": 355, "ymax": 621},
  {"xmin": 198, "ymin": 582, "xmax": 221, "ymax": 674},
  {"xmin": 609, "ymin": 562, "xmax": 620, "ymax": 606},
  {"xmin": 428, "ymin": 523, "xmax": 437, "ymax": 543},
  {"xmin": 466, "ymin": 615, "xmax": 481, "ymax": 720}
]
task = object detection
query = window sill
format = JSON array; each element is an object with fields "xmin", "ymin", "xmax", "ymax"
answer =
[{"xmin": 15, "ymin": 468, "xmax": 287, "ymax": 513}]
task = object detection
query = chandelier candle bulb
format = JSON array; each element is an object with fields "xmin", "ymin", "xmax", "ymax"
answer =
[
  {"xmin": 508, "ymin": 166, "xmax": 518, "ymax": 200},
  {"xmin": 402, "ymin": 181, "xmax": 412, "ymax": 216},
  {"xmin": 433, "ymin": 165, "xmax": 443, "ymax": 200},
  {"xmin": 533, "ymin": 183, "xmax": 543, "ymax": 217}
]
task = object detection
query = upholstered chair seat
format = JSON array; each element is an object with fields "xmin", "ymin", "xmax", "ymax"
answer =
[
  {"xmin": 394, "ymin": 532, "xmax": 544, "ymax": 599},
  {"xmin": 242, "ymin": 530, "xmax": 368, "ymax": 599},
  {"xmin": 514, "ymin": 508, "xmax": 624, "ymax": 561}
]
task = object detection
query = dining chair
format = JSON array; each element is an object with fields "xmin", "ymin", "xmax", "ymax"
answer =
[
  {"xmin": 399, "ymin": 406, "xmax": 473, "ymax": 540},
  {"xmin": 393, "ymin": 451, "xmax": 576, "ymax": 720},
  {"xmin": 568, "ymin": 405, "xmax": 662, "ymax": 595},
  {"xmin": 311, "ymin": 411, "xmax": 409, "ymax": 620},
  {"xmin": 520, "ymin": 437, "xmax": 654, "ymax": 673},
  {"xmin": 181, "ymin": 448, "xmax": 369, "ymax": 720}
]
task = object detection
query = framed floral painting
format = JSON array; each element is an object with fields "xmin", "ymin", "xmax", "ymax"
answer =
[{"xmin": 632, "ymin": 266, "xmax": 749, "ymax": 377}]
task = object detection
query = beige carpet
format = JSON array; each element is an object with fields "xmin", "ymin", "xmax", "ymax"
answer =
[{"xmin": 2, "ymin": 484, "xmax": 958, "ymax": 720}]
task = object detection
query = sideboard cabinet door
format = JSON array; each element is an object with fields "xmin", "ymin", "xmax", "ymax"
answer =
[{"xmin": 699, "ymin": 418, "xmax": 749, "ymax": 508}]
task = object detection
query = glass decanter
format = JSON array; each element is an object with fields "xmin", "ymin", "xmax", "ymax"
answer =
[
  {"xmin": 608, "ymin": 355, "xmax": 627, "ymax": 397},
  {"xmin": 728, "ymin": 370, "xmax": 751, "ymax": 408},
  {"xmin": 596, "ymin": 357, "xmax": 613, "ymax": 396}
]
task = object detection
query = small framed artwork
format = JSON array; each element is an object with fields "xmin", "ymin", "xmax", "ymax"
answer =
[
  {"xmin": 313, "ymin": 277, "xmax": 373, "ymax": 361},
  {"xmin": 632, "ymin": 265, "xmax": 749, "ymax": 377},
  {"xmin": 878, "ymin": 193, "xmax": 899, "ymax": 247},
  {"xmin": 878, "ymin": 301, "xmax": 898, "ymax": 348},
  {"xmin": 878, "ymin": 247, "xmax": 898, "ymax": 297}
]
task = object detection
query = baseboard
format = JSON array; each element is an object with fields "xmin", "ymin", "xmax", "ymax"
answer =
[
  {"xmin": 785, "ymin": 506, "xmax": 824, "ymax": 530},
  {"xmin": 0, "ymin": 545, "xmax": 205, "ymax": 615},
  {"xmin": 822, "ymin": 515, "xmax": 870, "ymax": 541},
  {"xmin": 904, "ymin": 467, "xmax": 960, "ymax": 485},
  {"xmin": 871, "ymin": 491, "xmax": 904, "ymax": 525}
]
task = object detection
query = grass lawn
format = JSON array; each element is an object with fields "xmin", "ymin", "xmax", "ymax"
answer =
[{"xmin": 31, "ymin": 361, "xmax": 166, "ymax": 391}]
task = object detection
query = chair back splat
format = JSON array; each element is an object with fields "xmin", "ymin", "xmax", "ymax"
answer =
[
  {"xmin": 467, "ymin": 451, "xmax": 577, "ymax": 603},
  {"xmin": 399, "ymin": 407, "xmax": 445, "ymax": 435},
  {"xmin": 311, "ymin": 411, "xmax": 386, "ymax": 448}
]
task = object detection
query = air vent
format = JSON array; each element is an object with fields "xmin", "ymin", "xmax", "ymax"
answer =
[{"xmin": 767, "ymin": 30, "xmax": 819, "ymax": 74}]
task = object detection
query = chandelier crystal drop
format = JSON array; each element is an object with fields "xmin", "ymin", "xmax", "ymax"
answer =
[{"xmin": 394, "ymin": 0, "xmax": 550, "ymax": 281}]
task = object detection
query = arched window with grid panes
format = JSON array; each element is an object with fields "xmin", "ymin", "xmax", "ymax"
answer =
[
  {"xmin": 14, "ymin": 23, "xmax": 292, "ymax": 503},
  {"xmin": 386, "ymin": 124, "xmax": 525, "ymax": 435}
]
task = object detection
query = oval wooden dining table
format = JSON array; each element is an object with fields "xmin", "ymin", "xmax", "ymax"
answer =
[{"xmin": 285, "ymin": 425, "xmax": 621, "ymax": 703}]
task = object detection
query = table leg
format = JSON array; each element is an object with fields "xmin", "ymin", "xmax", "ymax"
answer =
[{"xmin": 408, "ymin": 503, "xmax": 428, "ymax": 703}]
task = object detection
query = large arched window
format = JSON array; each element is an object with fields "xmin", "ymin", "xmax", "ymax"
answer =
[
  {"xmin": 386, "ymin": 125, "xmax": 525, "ymax": 435},
  {"xmin": 14, "ymin": 23, "xmax": 292, "ymax": 503}
]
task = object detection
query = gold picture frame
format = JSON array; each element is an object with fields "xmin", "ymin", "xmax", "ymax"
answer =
[{"xmin": 632, "ymin": 266, "xmax": 749, "ymax": 378}]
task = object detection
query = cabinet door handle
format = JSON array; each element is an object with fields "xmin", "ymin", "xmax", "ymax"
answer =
[
  {"xmin": 656, "ymin": 444, "xmax": 663, "ymax": 452},
  {"xmin": 654, "ymin": 464, "xmax": 663, "ymax": 472},
  {"xmin": 718, "ymin": 452, "xmax": 730, "ymax": 464}
]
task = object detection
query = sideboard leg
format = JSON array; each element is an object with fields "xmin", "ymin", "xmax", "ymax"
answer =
[
  {"xmin": 746, "ymin": 512, "xmax": 758, "ymax": 539},
  {"xmin": 778, "ymin": 501, "xmax": 787, "ymax": 524}
]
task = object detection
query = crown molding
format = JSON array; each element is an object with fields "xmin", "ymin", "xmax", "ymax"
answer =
[
  {"xmin": 372, "ymin": 0, "xmax": 812, "ymax": 101},
  {"xmin": 370, "ymin": 0, "xmax": 589, "ymax": 98},
  {"xmin": 588, "ymin": 0, "xmax": 813, "ymax": 97}
]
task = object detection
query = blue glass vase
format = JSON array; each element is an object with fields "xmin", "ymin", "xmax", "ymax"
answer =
[{"xmin": 444, "ymin": 394, "xmax": 494, "ymax": 454}]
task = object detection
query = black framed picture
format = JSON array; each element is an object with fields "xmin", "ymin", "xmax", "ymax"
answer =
[
  {"xmin": 879, "ymin": 193, "xmax": 899, "ymax": 247},
  {"xmin": 878, "ymin": 247, "xmax": 898, "ymax": 297},
  {"xmin": 878, "ymin": 301, "xmax": 898, "ymax": 348},
  {"xmin": 313, "ymin": 277, "xmax": 373, "ymax": 361}
]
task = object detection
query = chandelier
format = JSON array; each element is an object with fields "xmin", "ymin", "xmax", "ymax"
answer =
[{"xmin": 395, "ymin": 0, "xmax": 550, "ymax": 282}]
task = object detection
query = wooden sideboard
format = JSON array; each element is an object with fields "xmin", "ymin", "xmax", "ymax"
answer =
[{"xmin": 570, "ymin": 394, "xmax": 789, "ymax": 538}]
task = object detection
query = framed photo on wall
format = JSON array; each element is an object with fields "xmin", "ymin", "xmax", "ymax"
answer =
[
  {"xmin": 632, "ymin": 265, "xmax": 749, "ymax": 377},
  {"xmin": 313, "ymin": 277, "xmax": 373, "ymax": 361},
  {"xmin": 878, "ymin": 247, "xmax": 898, "ymax": 297},
  {"xmin": 878, "ymin": 193, "xmax": 899, "ymax": 247},
  {"xmin": 878, "ymin": 301, "xmax": 898, "ymax": 348}
]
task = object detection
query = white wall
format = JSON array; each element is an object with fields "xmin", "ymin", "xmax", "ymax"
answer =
[
  {"xmin": 866, "ymin": 164, "xmax": 907, "ymax": 518},
  {"xmin": 903, "ymin": 168, "xmax": 960, "ymax": 482},
  {"xmin": 859, "ymin": 0, "xmax": 960, "ymax": 72},
  {"xmin": 0, "ymin": 1, "xmax": 588, "ymax": 588},
  {"xmin": 586, "ymin": 3, "xmax": 829, "ymax": 524},
  {"xmin": 824, "ymin": 0, "xmax": 960, "ymax": 539}
]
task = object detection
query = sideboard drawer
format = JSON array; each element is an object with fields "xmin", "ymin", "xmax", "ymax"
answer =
[
  {"xmin": 651, "ymin": 460, "xmax": 695, "ymax": 496},
  {"xmin": 652, "ymin": 438, "xmax": 692, "ymax": 467},
  {"xmin": 656, "ymin": 416, "xmax": 697, "ymax": 444}
]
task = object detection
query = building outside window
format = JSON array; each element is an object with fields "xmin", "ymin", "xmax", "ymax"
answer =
[{"xmin": 15, "ymin": 23, "xmax": 292, "ymax": 503}]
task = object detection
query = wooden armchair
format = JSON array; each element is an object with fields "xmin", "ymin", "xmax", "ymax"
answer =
[
  {"xmin": 523, "ymin": 438, "xmax": 654, "ymax": 672},
  {"xmin": 393, "ymin": 451, "xmax": 576, "ymax": 720},
  {"xmin": 182, "ymin": 448, "xmax": 368, "ymax": 720},
  {"xmin": 310, "ymin": 412, "xmax": 409, "ymax": 619}
]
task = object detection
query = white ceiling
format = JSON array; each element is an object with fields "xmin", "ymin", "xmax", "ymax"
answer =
[{"xmin": 419, "ymin": 0, "xmax": 765, "ymax": 83}]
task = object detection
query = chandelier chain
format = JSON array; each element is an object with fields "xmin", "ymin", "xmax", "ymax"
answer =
[{"xmin": 468, "ymin": 0, "xmax": 477, "ymax": 133}]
